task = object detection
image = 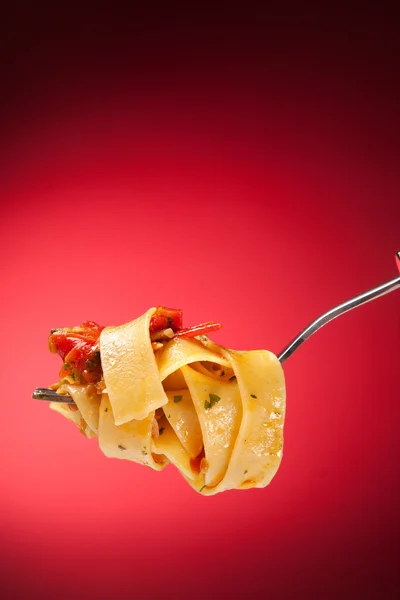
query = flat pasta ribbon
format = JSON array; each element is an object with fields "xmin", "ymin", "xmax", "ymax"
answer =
[{"xmin": 50, "ymin": 308, "xmax": 286, "ymax": 494}]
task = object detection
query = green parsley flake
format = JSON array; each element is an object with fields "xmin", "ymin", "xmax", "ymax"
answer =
[
  {"xmin": 141, "ymin": 449, "xmax": 148, "ymax": 456},
  {"xmin": 250, "ymin": 394, "xmax": 257, "ymax": 398},
  {"xmin": 229, "ymin": 375, "xmax": 236, "ymax": 381},
  {"xmin": 199, "ymin": 484, "xmax": 207, "ymax": 493},
  {"xmin": 205, "ymin": 393, "xmax": 221, "ymax": 409},
  {"xmin": 244, "ymin": 470, "xmax": 248, "ymax": 474},
  {"xmin": 209, "ymin": 393, "xmax": 221, "ymax": 404},
  {"xmin": 118, "ymin": 445, "xmax": 126, "ymax": 451},
  {"xmin": 174, "ymin": 395, "xmax": 183, "ymax": 403},
  {"xmin": 105, "ymin": 407, "xmax": 108, "ymax": 412},
  {"xmin": 167, "ymin": 317, "xmax": 173, "ymax": 325},
  {"xmin": 159, "ymin": 427, "xmax": 165, "ymax": 436}
]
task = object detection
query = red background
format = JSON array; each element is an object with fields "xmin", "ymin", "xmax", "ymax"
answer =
[{"xmin": 1, "ymin": 6, "xmax": 399, "ymax": 599}]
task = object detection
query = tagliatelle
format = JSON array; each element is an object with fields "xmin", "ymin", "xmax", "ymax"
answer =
[
  {"xmin": 100, "ymin": 309, "xmax": 168, "ymax": 424},
  {"xmin": 49, "ymin": 307, "xmax": 286, "ymax": 494}
]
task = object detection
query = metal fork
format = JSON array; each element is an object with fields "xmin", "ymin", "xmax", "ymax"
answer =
[{"xmin": 33, "ymin": 251, "xmax": 400, "ymax": 404}]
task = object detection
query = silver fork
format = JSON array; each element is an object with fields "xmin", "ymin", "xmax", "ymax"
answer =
[{"xmin": 33, "ymin": 251, "xmax": 400, "ymax": 404}]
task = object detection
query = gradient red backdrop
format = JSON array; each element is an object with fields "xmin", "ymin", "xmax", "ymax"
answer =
[{"xmin": 0, "ymin": 7, "xmax": 399, "ymax": 600}]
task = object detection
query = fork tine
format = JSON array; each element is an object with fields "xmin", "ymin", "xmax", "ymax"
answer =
[{"xmin": 32, "ymin": 388, "xmax": 75, "ymax": 404}]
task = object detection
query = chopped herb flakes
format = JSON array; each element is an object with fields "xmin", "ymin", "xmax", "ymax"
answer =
[
  {"xmin": 205, "ymin": 393, "xmax": 221, "ymax": 410},
  {"xmin": 244, "ymin": 470, "xmax": 248, "ymax": 474},
  {"xmin": 104, "ymin": 407, "xmax": 108, "ymax": 412},
  {"xmin": 118, "ymin": 445, "xmax": 126, "ymax": 451},
  {"xmin": 174, "ymin": 395, "xmax": 182, "ymax": 403},
  {"xmin": 141, "ymin": 449, "xmax": 148, "ymax": 456},
  {"xmin": 250, "ymin": 394, "xmax": 257, "ymax": 399},
  {"xmin": 167, "ymin": 317, "xmax": 173, "ymax": 325},
  {"xmin": 159, "ymin": 427, "xmax": 165, "ymax": 436},
  {"xmin": 86, "ymin": 353, "xmax": 99, "ymax": 372},
  {"xmin": 199, "ymin": 484, "xmax": 207, "ymax": 493},
  {"xmin": 221, "ymin": 371, "xmax": 225, "ymax": 377},
  {"xmin": 229, "ymin": 376, "xmax": 236, "ymax": 381},
  {"xmin": 63, "ymin": 360, "xmax": 76, "ymax": 369}
]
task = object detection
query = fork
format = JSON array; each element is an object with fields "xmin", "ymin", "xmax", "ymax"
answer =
[{"xmin": 32, "ymin": 251, "xmax": 400, "ymax": 404}]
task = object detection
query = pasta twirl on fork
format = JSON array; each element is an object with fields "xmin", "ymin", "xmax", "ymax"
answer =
[{"xmin": 48, "ymin": 307, "xmax": 286, "ymax": 495}]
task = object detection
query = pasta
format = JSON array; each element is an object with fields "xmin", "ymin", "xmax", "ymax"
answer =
[{"xmin": 48, "ymin": 307, "xmax": 286, "ymax": 494}]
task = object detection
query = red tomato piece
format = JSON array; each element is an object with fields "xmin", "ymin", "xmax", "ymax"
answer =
[
  {"xmin": 174, "ymin": 322, "xmax": 222, "ymax": 338},
  {"xmin": 149, "ymin": 307, "xmax": 183, "ymax": 333},
  {"xmin": 49, "ymin": 322, "xmax": 104, "ymax": 383}
]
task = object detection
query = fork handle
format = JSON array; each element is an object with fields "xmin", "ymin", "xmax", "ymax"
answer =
[{"xmin": 278, "ymin": 252, "xmax": 400, "ymax": 363}]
